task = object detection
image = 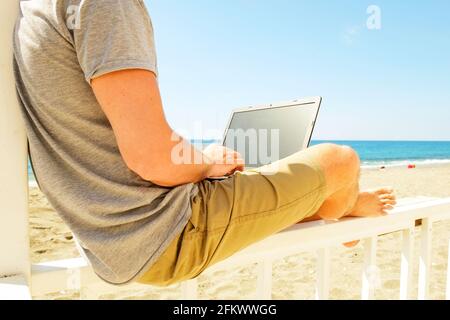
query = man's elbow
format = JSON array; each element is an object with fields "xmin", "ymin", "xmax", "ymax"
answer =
[
  {"xmin": 143, "ymin": 171, "xmax": 185, "ymax": 188},
  {"xmin": 125, "ymin": 158, "xmax": 184, "ymax": 188}
]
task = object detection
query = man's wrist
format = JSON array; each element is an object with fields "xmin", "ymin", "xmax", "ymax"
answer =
[
  {"xmin": 202, "ymin": 163, "xmax": 214, "ymax": 180},
  {"xmin": 201, "ymin": 151, "xmax": 215, "ymax": 179}
]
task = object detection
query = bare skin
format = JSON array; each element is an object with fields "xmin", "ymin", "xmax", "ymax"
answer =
[
  {"xmin": 297, "ymin": 144, "xmax": 397, "ymax": 247},
  {"xmin": 92, "ymin": 70, "xmax": 397, "ymax": 249},
  {"xmin": 305, "ymin": 187, "xmax": 397, "ymax": 223},
  {"xmin": 343, "ymin": 188, "xmax": 397, "ymax": 247},
  {"xmin": 91, "ymin": 69, "xmax": 244, "ymax": 187},
  {"xmin": 348, "ymin": 188, "xmax": 397, "ymax": 218},
  {"xmin": 303, "ymin": 187, "xmax": 397, "ymax": 247},
  {"xmin": 297, "ymin": 144, "xmax": 397, "ymax": 221}
]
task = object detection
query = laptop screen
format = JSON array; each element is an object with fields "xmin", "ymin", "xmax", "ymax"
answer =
[{"xmin": 223, "ymin": 102, "xmax": 319, "ymax": 168}]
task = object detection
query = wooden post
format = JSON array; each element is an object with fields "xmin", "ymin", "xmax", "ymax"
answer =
[
  {"xmin": 256, "ymin": 259, "xmax": 273, "ymax": 300},
  {"xmin": 315, "ymin": 247, "xmax": 331, "ymax": 300},
  {"xmin": 399, "ymin": 228, "xmax": 414, "ymax": 300},
  {"xmin": 182, "ymin": 279, "xmax": 198, "ymax": 300},
  {"xmin": 418, "ymin": 218, "xmax": 432, "ymax": 300},
  {"xmin": 361, "ymin": 237, "xmax": 378, "ymax": 300},
  {"xmin": 0, "ymin": 0, "xmax": 30, "ymax": 283},
  {"xmin": 446, "ymin": 239, "xmax": 450, "ymax": 301}
]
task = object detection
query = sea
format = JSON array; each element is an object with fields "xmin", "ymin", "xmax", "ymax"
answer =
[
  {"xmin": 28, "ymin": 140, "xmax": 450, "ymax": 184},
  {"xmin": 310, "ymin": 140, "xmax": 450, "ymax": 168}
]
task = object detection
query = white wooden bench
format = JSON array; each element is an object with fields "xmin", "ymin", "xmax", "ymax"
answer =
[{"xmin": 1, "ymin": 0, "xmax": 450, "ymax": 300}]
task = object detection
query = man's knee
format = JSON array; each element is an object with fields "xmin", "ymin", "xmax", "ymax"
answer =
[
  {"xmin": 313, "ymin": 143, "xmax": 360, "ymax": 167},
  {"xmin": 336, "ymin": 145, "xmax": 360, "ymax": 174},
  {"xmin": 311, "ymin": 143, "xmax": 360, "ymax": 192}
]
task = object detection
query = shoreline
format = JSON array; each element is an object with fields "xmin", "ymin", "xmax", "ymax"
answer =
[{"xmin": 361, "ymin": 160, "xmax": 450, "ymax": 170}]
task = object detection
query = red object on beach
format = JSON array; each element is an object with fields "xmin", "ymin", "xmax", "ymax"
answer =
[{"xmin": 408, "ymin": 164, "xmax": 416, "ymax": 169}]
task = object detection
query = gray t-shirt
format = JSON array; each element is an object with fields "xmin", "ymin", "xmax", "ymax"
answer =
[{"xmin": 13, "ymin": 0, "xmax": 197, "ymax": 284}]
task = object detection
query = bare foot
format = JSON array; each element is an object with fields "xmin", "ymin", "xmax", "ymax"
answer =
[
  {"xmin": 348, "ymin": 187, "xmax": 397, "ymax": 218},
  {"xmin": 342, "ymin": 188, "xmax": 397, "ymax": 248}
]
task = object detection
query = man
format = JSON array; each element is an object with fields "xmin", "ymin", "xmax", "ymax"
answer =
[{"xmin": 13, "ymin": 0, "xmax": 396, "ymax": 286}]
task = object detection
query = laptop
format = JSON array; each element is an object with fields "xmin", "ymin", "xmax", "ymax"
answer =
[{"xmin": 210, "ymin": 96, "xmax": 322, "ymax": 179}]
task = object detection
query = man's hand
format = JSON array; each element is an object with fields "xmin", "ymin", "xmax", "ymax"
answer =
[{"xmin": 203, "ymin": 144, "xmax": 245, "ymax": 178}]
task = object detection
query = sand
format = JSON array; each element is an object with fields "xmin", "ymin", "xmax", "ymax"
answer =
[{"xmin": 30, "ymin": 164, "xmax": 450, "ymax": 300}]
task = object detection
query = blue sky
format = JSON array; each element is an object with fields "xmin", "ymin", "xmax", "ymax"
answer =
[{"xmin": 145, "ymin": 0, "xmax": 450, "ymax": 141}]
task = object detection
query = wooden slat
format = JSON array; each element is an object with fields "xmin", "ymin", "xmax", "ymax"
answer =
[
  {"xmin": 315, "ymin": 247, "xmax": 331, "ymax": 300},
  {"xmin": 27, "ymin": 198, "xmax": 450, "ymax": 300},
  {"xmin": 400, "ymin": 228, "xmax": 414, "ymax": 300},
  {"xmin": 0, "ymin": 0, "xmax": 30, "ymax": 282},
  {"xmin": 204, "ymin": 215, "xmax": 414, "ymax": 275},
  {"xmin": 446, "ymin": 239, "xmax": 450, "ymax": 301},
  {"xmin": 418, "ymin": 218, "xmax": 432, "ymax": 300},
  {"xmin": 361, "ymin": 237, "xmax": 378, "ymax": 300},
  {"xmin": 396, "ymin": 197, "xmax": 438, "ymax": 207},
  {"xmin": 255, "ymin": 260, "xmax": 273, "ymax": 300},
  {"xmin": 0, "ymin": 275, "xmax": 31, "ymax": 300},
  {"xmin": 182, "ymin": 279, "xmax": 198, "ymax": 300},
  {"xmin": 32, "ymin": 258, "xmax": 94, "ymax": 297}
]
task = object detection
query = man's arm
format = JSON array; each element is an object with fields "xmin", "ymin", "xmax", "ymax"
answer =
[{"xmin": 91, "ymin": 69, "xmax": 242, "ymax": 187}]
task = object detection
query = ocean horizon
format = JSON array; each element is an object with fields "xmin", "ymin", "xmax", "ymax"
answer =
[
  {"xmin": 310, "ymin": 140, "xmax": 450, "ymax": 168},
  {"xmin": 28, "ymin": 140, "xmax": 450, "ymax": 184}
]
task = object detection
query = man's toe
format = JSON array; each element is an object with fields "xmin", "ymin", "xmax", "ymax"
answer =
[
  {"xmin": 381, "ymin": 199, "xmax": 397, "ymax": 205},
  {"xmin": 376, "ymin": 187, "xmax": 394, "ymax": 195}
]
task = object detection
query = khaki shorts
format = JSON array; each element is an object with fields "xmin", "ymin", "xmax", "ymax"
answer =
[{"xmin": 138, "ymin": 150, "xmax": 327, "ymax": 286}]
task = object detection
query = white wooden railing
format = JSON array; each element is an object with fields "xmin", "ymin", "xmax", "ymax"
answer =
[
  {"xmin": 1, "ymin": 0, "xmax": 450, "ymax": 301},
  {"xmin": 8, "ymin": 197, "xmax": 450, "ymax": 300},
  {"xmin": 0, "ymin": 0, "xmax": 31, "ymax": 300}
]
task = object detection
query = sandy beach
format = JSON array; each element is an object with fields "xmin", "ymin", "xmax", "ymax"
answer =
[{"xmin": 30, "ymin": 163, "xmax": 450, "ymax": 300}]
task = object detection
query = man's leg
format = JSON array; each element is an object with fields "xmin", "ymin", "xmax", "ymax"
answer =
[
  {"xmin": 138, "ymin": 144, "xmax": 395, "ymax": 286},
  {"xmin": 303, "ymin": 144, "xmax": 396, "ymax": 221},
  {"xmin": 300, "ymin": 144, "xmax": 396, "ymax": 248},
  {"xmin": 303, "ymin": 144, "xmax": 361, "ymax": 220},
  {"xmin": 303, "ymin": 181, "xmax": 360, "ymax": 222}
]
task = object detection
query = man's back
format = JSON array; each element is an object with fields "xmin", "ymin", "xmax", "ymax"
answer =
[{"xmin": 13, "ymin": 0, "xmax": 196, "ymax": 284}]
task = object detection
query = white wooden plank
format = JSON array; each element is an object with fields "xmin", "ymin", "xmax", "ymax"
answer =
[
  {"xmin": 392, "ymin": 198, "xmax": 450, "ymax": 220},
  {"xmin": 418, "ymin": 218, "xmax": 432, "ymax": 300},
  {"xmin": 315, "ymin": 247, "xmax": 331, "ymax": 300},
  {"xmin": 31, "ymin": 258, "xmax": 95, "ymax": 297},
  {"xmin": 27, "ymin": 198, "xmax": 450, "ymax": 300},
  {"xmin": 33, "ymin": 259, "xmax": 181, "ymax": 299},
  {"xmin": 34, "ymin": 257, "xmax": 87, "ymax": 269},
  {"xmin": 0, "ymin": 0, "xmax": 30, "ymax": 281},
  {"xmin": 396, "ymin": 197, "xmax": 438, "ymax": 207},
  {"xmin": 256, "ymin": 260, "xmax": 273, "ymax": 300},
  {"xmin": 446, "ymin": 239, "xmax": 450, "ymax": 301},
  {"xmin": 400, "ymin": 228, "xmax": 414, "ymax": 300},
  {"xmin": 0, "ymin": 275, "xmax": 31, "ymax": 300},
  {"xmin": 182, "ymin": 279, "xmax": 198, "ymax": 300},
  {"xmin": 428, "ymin": 210, "xmax": 450, "ymax": 224},
  {"xmin": 361, "ymin": 237, "xmax": 378, "ymax": 300},
  {"xmin": 204, "ymin": 214, "xmax": 415, "ymax": 274}
]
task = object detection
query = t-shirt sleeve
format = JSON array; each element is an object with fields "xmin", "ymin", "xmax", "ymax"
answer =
[{"xmin": 72, "ymin": 0, "xmax": 158, "ymax": 83}]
